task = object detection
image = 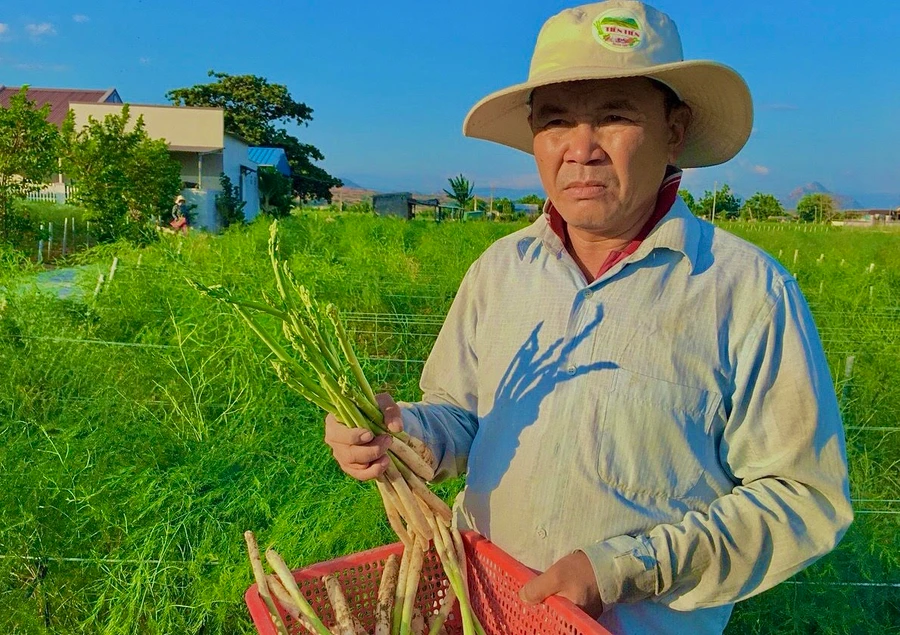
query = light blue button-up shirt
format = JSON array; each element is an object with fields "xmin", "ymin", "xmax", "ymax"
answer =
[{"xmin": 400, "ymin": 196, "xmax": 853, "ymax": 635}]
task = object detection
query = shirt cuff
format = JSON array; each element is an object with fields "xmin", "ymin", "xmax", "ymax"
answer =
[
  {"xmin": 578, "ymin": 534, "xmax": 658, "ymax": 606},
  {"xmin": 397, "ymin": 403, "xmax": 427, "ymax": 441}
]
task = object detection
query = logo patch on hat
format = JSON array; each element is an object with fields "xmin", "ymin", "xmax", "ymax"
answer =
[{"xmin": 592, "ymin": 10, "xmax": 643, "ymax": 51}]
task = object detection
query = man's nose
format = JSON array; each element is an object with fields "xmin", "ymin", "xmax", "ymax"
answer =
[{"xmin": 564, "ymin": 123, "xmax": 606, "ymax": 164}]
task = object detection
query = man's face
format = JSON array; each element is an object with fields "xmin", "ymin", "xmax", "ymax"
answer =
[{"xmin": 530, "ymin": 77, "xmax": 689, "ymax": 234}]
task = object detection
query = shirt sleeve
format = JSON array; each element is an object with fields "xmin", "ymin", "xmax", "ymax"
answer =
[
  {"xmin": 579, "ymin": 278, "xmax": 854, "ymax": 609},
  {"xmin": 399, "ymin": 260, "xmax": 482, "ymax": 482}
]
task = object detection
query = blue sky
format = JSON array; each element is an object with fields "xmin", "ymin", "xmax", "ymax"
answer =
[{"xmin": 1, "ymin": 1, "xmax": 898, "ymax": 205}]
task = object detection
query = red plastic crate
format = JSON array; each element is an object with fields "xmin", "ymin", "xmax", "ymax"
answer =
[{"xmin": 245, "ymin": 531, "xmax": 611, "ymax": 634}]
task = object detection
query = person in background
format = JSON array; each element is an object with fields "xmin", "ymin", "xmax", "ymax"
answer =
[{"xmin": 170, "ymin": 195, "xmax": 189, "ymax": 234}]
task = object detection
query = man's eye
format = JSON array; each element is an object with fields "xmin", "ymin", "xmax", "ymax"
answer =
[{"xmin": 603, "ymin": 114, "xmax": 631, "ymax": 123}]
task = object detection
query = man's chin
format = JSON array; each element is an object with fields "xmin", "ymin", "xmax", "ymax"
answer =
[{"xmin": 555, "ymin": 203, "xmax": 618, "ymax": 229}]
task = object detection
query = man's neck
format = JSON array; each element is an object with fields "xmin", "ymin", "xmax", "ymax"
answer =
[
  {"xmin": 545, "ymin": 166, "xmax": 684, "ymax": 283},
  {"xmin": 564, "ymin": 203, "xmax": 655, "ymax": 281}
]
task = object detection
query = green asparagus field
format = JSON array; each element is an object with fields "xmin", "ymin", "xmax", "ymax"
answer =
[{"xmin": 0, "ymin": 212, "xmax": 897, "ymax": 634}]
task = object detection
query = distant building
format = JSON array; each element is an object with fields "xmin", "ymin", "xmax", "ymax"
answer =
[
  {"xmin": 0, "ymin": 85, "xmax": 122, "ymax": 127},
  {"xmin": 68, "ymin": 102, "xmax": 260, "ymax": 229},
  {"xmin": 0, "ymin": 86, "xmax": 122, "ymax": 195},
  {"xmin": 831, "ymin": 209, "xmax": 899, "ymax": 227},
  {"xmin": 1, "ymin": 85, "xmax": 262, "ymax": 230},
  {"xmin": 248, "ymin": 147, "xmax": 291, "ymax": 178}
]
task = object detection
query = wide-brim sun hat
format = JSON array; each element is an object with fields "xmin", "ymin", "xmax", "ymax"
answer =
[{"xmin": 463, "ymin": 0, "xmax": 753, "ymax": 168}]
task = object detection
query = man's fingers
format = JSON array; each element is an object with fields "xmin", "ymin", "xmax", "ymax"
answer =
[
  {"xmin": 343, "ymin": 455, "xmax": 390, "ymax": 481},
  {"xmin": 324, "ymin": 419, "xmax": 375, "ymax": 446},
  {"xmin": 519, "ymin": 569, "xmax": 560, "ymax": 606},
  {"xmin": 375, "ymin": 393, "xmax": 404, "ymax": 433},
  {"xmin": 342, "ymin": 436, "xmax": 391, "ymax": 465}
]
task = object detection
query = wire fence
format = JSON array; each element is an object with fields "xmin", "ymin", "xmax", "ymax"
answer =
[
  {"xmin": 3, "ymin": 553, "xmax": 897, "ymax": 591},
  {"xmin": 7, "ymin": 259, "xmax": 900, "ymax": 591}
]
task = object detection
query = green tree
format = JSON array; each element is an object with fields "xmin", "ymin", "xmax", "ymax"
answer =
[
  {"xmin": 444, "ymin": 174, "xmax": 475, "ymax": 211},
  {"xmin": 492, "ymin": 197, "xmax": 514, "ymax": 215},
  {"xmin": 166, "ymin": 71, "xmax": 341, "ymax": 202},
  {"xmin": 697, "ymin": 184, "xmax": 741, "ymax": 220},
  {"xmin": 258, "ymin": 166, "xmax": 293, "ymax": 218},
  {"xmin": 678, "ymin": 189, "xmax": 699, "ymax": 215},
  {"xmin": 344, "ymin": 200, "xmax": 373, "ymax": 214},
  {"xmin": 216, "ymin": 173, "xmax": 246, "ymax": 228},
  {"xmin": 0, "ymin": 87, "xmax": 59, "ymax": 243},
  {"xmin": 741, "ymin": 192, "xmax": 785, "ymax": 221},
  {"xmin": 796, "ymin": 192, "xmax": 836, "ymax": 223},
  {"xmin": 62, "ymin": 106, "xmax": 181, "ymax": 243},
  {"xmin": 518, "ymin": 193, "xmax": 546, "ymax": 208}
]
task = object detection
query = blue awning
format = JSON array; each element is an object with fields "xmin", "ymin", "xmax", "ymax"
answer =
[{"xmin": 248, "ymin": 147, "xmax": 291, "ymax": 177}]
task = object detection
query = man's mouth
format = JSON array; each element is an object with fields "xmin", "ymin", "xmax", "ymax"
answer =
[{"xmin": 563, "ymin": 181, "xmax": 607, "ymax": 198}]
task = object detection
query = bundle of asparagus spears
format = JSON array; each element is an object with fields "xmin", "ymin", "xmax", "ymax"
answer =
[
  {"xmin": 245, "ymin": 530, "xmax": 459, "ymax": 635},
  {"xmin": 191, "ymin": 221, "xmax": 485, "ymax": 635}
]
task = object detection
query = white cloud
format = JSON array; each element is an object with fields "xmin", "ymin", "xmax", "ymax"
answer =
[
  {"xmin": 752, "ymin": 165, "xmax": 770, "ymax": 175},
  {"xmin": 26, "ymin": 22, "xmax": 57, "ymax": 37},
  {"xmin": 72, "ymin": 14, "xmax": 89, "ymax": 23},
  {"xmin": 0, "ymin": 24, "xmax": 9, "ymax": 35}
]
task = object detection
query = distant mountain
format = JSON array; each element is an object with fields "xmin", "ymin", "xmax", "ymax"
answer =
[
  {"xmin": 847, "ymin": 193, "xmax": 900, "ymax": 210},
  {"xmin": 330, "ymin": 184, "xmax": 377, "ymax": 204},
  {"xmin": 786, "ymin": 182, "xmax": 862, "ymax": 210},
  {"xmin": 337, "ymin": 177, "xmax": 365, "ymax": 189}
]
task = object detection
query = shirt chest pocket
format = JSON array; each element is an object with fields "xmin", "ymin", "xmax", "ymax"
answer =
[{"xmin": 597, "ymin": 368, "xmax": 721, "ymax": 500}]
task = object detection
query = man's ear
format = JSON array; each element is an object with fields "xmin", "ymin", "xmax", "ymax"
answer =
[{"xmin": 667, "ymin": 104, "xmax": 692, "ymax": 165}]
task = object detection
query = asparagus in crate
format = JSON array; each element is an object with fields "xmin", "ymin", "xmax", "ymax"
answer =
[{"xmin": 193, "ymin": 221, "xmax": 483, "ymax": 635}]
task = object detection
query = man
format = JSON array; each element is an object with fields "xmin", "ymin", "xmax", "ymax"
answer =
[{"xmin": 325, "ymin": 2, "xmax": 852, "ymax": 633}]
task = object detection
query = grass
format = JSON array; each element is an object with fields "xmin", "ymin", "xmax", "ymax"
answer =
[
  {"xmin": 10, "ymin": 201, "xmax": 93, "ymax": 260},
  {"xmin": 0, "ymin": 215, "xmax": 896, "ymax": 634}
]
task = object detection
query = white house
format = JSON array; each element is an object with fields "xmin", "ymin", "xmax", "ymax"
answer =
[{"xmin": 69, "ymin": 102, "xmax": 259, "ymax": 230}]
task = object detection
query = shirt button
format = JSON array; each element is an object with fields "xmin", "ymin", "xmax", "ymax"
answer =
[
  {"xmin": 537, "ymin": 527, "xmax": 547, "ymax": 539},
  {"xmin": 566, "ymin": 365, "xmax": 577, "ymax": 375},
  {"xmin": 583, "ymin": 289, "xmax": 593, "ymax": 299}
]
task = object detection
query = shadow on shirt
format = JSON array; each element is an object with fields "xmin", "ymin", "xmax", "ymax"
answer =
[{"xmin": 466, "ymin": 303, "xmax": 618, "ymax": 536}]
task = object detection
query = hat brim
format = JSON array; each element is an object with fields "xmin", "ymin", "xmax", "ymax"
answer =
[{"xmin": 462, "ymin": 60, "xmax": 753, "ymax": 169}]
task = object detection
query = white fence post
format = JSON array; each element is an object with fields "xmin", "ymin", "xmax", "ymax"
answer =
[
  {"xmin": 93, "ymin": 273, "xmax": 105, "ymax": 299},
  {"xmin": 107, "ymin": 257, "xmax": 119, "ymax": 285}
]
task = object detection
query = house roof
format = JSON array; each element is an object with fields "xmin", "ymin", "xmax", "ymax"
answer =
[
  {"xmin": 0, "ymin": 86, "xmax": 121, "ymax": 126},
  {"xmin": 169, "ymin": 145, "xmax": 224, "ymax": 153},
  {"xmin": 248, "ymin": 146, "xmax": 291, "ymax": 177}
]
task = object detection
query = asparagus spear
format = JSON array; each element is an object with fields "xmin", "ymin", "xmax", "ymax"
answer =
[
  {"xmin": 323, "ymin": 574, "xmax": 356, "ymax": 635},
  {"xmin": 243, "ymin": 531, "xmax": 290, "ymax": 635},
  {"xmin": 375, "ymin": 554, "xmax": 400, "ymax": 635},
  {"xmin": 265, "ymin": 549, "xmax": 332, "ymax": 635}
]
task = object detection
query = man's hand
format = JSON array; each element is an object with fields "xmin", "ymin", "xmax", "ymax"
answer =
[
  {"xmin": 323, "ymin": 393, "xmax": 404, "ymax": 481},
  {"xmin": 519, "ymin": 551, "xmax": 604, "ymax": 617}
]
